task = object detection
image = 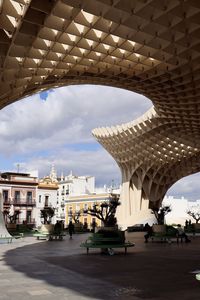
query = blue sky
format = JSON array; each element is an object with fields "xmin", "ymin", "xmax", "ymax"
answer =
[{"xmin": 0, "ymin": 85, "xmax": 199, "ymax": 200}]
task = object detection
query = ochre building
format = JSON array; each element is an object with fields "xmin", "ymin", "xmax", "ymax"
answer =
[{"xmin": 65, "ymin": 193, "xmax": 114, "ymax": 229}]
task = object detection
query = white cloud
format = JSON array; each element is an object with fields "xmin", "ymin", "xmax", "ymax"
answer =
[
  {"xmin": 0, "ymin": 85, "xmax": 151, "ymax": 186},
  {"xmin": 0, "ymin": 85, "xmax": 151, "ymax": 157},
  {"xmin": 0, "ymin": 85, "xmax": 200, "ymax": 197},
  {"xmin": 19, "ymin": 148, "xmax": 121, "ymax": 187},
  {"xmin": 167, "ymin": 173, "xmax": 200, "ymax": 201},
  {"xmin": 0, "ymin": 84, "xmax": 200, "ymax": 196}
]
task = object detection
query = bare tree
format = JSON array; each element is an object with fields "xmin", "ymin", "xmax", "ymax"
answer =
[
  {"xmin": 151, "ymin": 205, "xmax": 171, "ymax": 225},
  {"xmin": 40, "ymin": 207, "xmax": 55, "ymax": 224},
  {"xmin": 68, "ymin": 210, "xmax": 82, "ymax": 224},
  {"xmin": 3, "ymin": 209, "xmax": 21, "ymax": 224},
  {"xmin": 187, "ymin": 206, "xmax": 200, "ymax": 224},
  {"xmin": 84, "ymin": 194, "xmax": 120, "ymax": 227}
]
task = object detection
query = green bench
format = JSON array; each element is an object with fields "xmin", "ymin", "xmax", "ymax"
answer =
[
  {"xmin": 33, "ymin": 232, "xmax": 65, "ymax": 241},
  {"xmin": 0, "ymin": 235, "xmax": 13, "ymax": 243},
  {"xmin": 33, "ymin": 232, "xmax": 49, "ymax": 240},
  {"xmin": 11, "ymin": 232, "xmax": 24, "ymax": 239},
  {"xmin": 48, "ymin": 232, "xmax": 66, "ymax": 241},
  {"xmin": 80, "ymin": 233, "xmax": 135, "ymax": 255},
  {"xmin": 151, "ymin": 226, "xmax": 182, "ymax": 243}
]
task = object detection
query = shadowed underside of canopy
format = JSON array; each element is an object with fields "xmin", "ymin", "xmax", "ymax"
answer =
[{"xmin": 1, "ymin": 0, "xmax": 200, "ymax": 226}]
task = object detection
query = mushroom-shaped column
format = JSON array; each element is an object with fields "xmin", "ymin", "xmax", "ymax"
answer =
[{"xmin": 93, "ymin": 107, "xmax": 200, "ymax": 229}]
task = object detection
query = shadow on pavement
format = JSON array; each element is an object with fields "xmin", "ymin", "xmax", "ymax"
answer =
[{"xmin": 3, "ymin": 233, "xmax": 200, "ymax": 300}]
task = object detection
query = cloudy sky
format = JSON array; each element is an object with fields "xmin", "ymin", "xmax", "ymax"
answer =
[{"xmin": 0, "ymin": 84, "xmax": 199, "ymax": 200}]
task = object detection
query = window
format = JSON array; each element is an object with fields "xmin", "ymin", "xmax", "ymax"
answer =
[
  {"xmin": 39, "ymin": 195, "xmax": 41, "ymax": 203},
  {"xmin": 14, "ymin": 191, "xmax": 20, "ymax": 202},
  {"xmin": 84, "ymin": 203, "xmax": 88, "ymax": 215},
  {"xmin": 27, "ymin": 191, "xmax": 32, "ymax": 202},
  {"xmin": 3, "ymin": 190, "xmax": 8, "ymax": 202},
  {"xmin": 45, "ymin": 195, "xmax": 49, "ymax": 207},
  {"xmin": 26, "ymin": 211, "xmax": 32, "ymax": 223}
]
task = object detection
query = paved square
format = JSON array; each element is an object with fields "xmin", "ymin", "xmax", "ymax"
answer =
[{"xmin": 0, "ymin": 233, "xmax": 199, "ymax": 300}]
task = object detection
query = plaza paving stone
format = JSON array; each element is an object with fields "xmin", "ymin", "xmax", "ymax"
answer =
[{"xmin": 0, "ymin": 232, "xmax": 199, "ymax": 299}]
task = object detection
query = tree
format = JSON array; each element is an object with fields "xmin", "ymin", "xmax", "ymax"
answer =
[
  {"xmin": 187, "ymin": 206, "xmax": 200, "ymax": 223},
  {"xmin": 3, "ymin": 209, "xmax": 21, "ymax": 224},
  {"xmin": 40, "ymin": 207, "xmax": 55, "ymax": 224},
  {"xmin": 68, "ymin": 210, "xmax": 81, "ymax": 224},
  {"xmin": 151, "ymin": 205, "xmax": 171, "ymax": 225},
  {"xmin": 84, "ymin": 194, "xmax": 120, "ymax": 227}
]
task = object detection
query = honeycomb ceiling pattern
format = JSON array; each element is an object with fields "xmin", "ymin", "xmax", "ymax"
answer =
[{"xmin": 1, "ymin": 0, "xmax": 200, "ymax": 203}]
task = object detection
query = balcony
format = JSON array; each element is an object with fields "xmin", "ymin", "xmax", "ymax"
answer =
[
  {"xmin": 13, "ymin": 199, "xmax": 36, "ymax": 206},
  {"xmin": 16, "ymin": 218, "xmax": 36, "ymax": 225},
  {"xmin": 3, "ymin": 198, "xmax": 11, "ymax": 205},
  {"xmin": 59, "ymin": 214, "xmax": 65, "ymax": 219}
]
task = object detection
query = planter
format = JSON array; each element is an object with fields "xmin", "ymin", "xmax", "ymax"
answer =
[
  {"xmin": 97, "ymin": 226, "xmax": 118, "ymax": 232},
  {"xmin": 74, "ymin": 223, "xmax": 83, "ymax": 232},
  {"xmin": 41, "ymin": 224, "xmax": 54, "ymax": 234},
  {"xmin": 194, "ymin": 223, "xmax": 200, "ymax": 230},
  {"xmin": 152, "ymin": 224, "xmax": 166, "ymax": 234},
  {"xmin": 6, "ymin": 223, "xmax": 17, "ymax": 231}
]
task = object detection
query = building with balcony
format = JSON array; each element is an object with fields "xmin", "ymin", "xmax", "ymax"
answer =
[
  {"xmin": 0, "ymin": 172, "xmax": 38, "ymax": 227},
  {"xmin": 36, "ymin": 167, "xmax": 59, "ymax": 227},
  {"xmin": 57, "ymin": 171, "xmax": 95, "ymax": 224}
]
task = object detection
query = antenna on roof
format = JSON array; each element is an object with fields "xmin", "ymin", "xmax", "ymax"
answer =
[{"xmin": 17, "ymin": 163, "xmax": 20, "ymax": 173}]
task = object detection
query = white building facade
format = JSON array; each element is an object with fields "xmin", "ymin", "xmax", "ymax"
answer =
[{"xmin": 163, "ymin": 195, "xmax": 200, "ymax": 225}]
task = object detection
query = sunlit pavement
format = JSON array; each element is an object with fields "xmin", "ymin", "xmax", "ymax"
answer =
[{"xmin": 0, "ymin": 232, "xmax": 199, "ymax": 300}]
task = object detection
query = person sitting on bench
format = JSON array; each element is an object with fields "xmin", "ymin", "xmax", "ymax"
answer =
[{"xmin": 176, "ymin": 224, "xmax": 191, "ymax": 243}]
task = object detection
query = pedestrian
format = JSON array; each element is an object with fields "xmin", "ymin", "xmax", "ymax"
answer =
[
  {"xmin": 68, "ymin": 221, "xmax": 74, "ymax": 239},
  {"xmin": 185, "ymin": 220, "xmax": 189, "ymax": 228},
  {"xmin": 54, "ymin": 220, "xmax": 62, "ymax": 235},
  {"xmin": 144, "ymin": 223, "xmax": 153, "ymax": 243}
]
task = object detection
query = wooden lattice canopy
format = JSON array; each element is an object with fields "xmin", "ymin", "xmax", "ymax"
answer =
[{"xmin": 1, "ymin": 1, "xmax": 200, "ymax": 224}]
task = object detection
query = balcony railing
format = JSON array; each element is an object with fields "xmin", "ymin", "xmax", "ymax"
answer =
[
  {"xmin": 59, "ymin": 214, "xmax": 65, "ymax": 219},
  {"xmin": 3, "ymin": 199, "xmax": 10, "ymax": 205},
  {"xmin": 16, "ymin": 218, "xmax": 36, "ymax": 225},
  {"xmin": 14, "ymin": 199, "xmax": 36, "ymax": 205},
  {"xmin": 3, "ymin": 199, "xmax": 36, "ymax": 205},
  {"xmin": 5, "ymin": 218, "xmax": 36, "ymax": 225}
]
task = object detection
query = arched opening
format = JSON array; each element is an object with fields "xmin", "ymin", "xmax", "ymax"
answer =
[
  {"xmin": 0, "ymin": 84, "xmax": 151, "ymax": 186},
  {"xmin": 163, "ymin": 173, "xmax": 200, "ymax": 225}
]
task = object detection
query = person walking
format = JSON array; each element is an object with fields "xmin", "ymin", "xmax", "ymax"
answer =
[
  {"xmin": 144, "ymin": 223, "xmax": 153, "ymax": 243},
  {"xmin": 68, "ymin": 221, "xmax": 74, "ymax": 239}
]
